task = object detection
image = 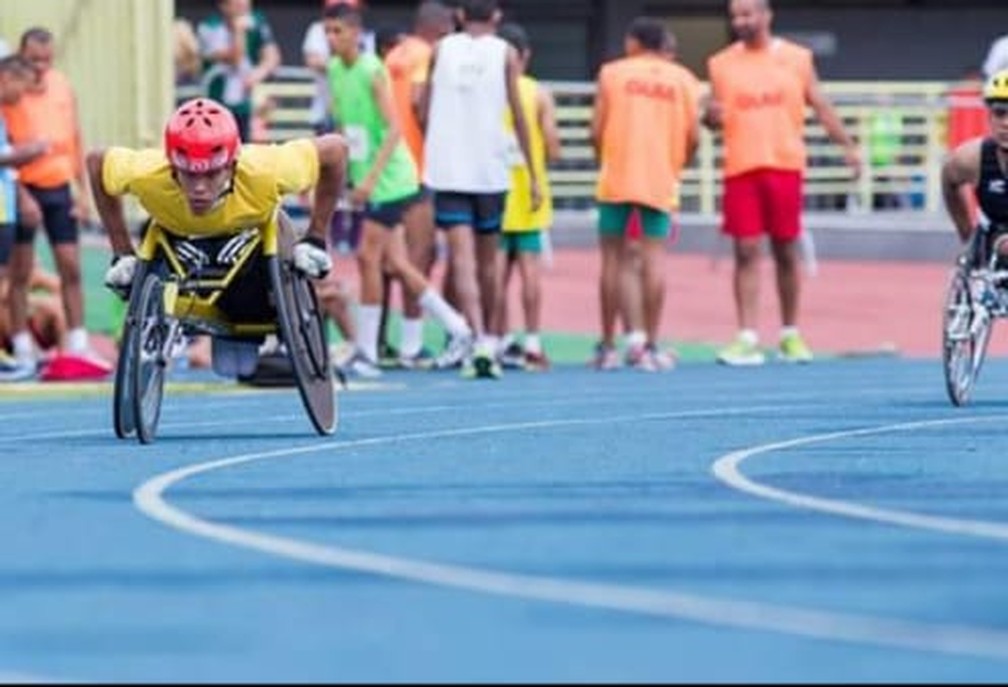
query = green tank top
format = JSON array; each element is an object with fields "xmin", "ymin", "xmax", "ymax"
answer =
[{"xmin": 327, "ymin": 53, "xmax": 418, "ymax": 204}]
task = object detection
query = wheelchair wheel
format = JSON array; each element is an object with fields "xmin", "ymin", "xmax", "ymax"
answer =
[
  {"xmin": 268, "ymin": 255, "xmax": 336, "ymax": 435},
  {"xmin": 112, "ymin": 261, "xmax": 150, "ymax": 439},
  {"xmin": 131, "ymin": 273, "xmax": 170, "ymax": 443},
  {"xmin": 942, "ymin": 264, "xmax": 993, "ymax": 407}
]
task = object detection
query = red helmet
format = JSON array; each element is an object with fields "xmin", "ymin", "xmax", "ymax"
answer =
[{"xmin": 164, "ymin": 98, "xmax": 240, "ymax": 173}]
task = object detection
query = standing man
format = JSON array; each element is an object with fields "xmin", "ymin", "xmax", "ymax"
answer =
[
  {"xmin": 705, "ymin": 0, "xmax": 860, "ymax": 366},
  {"xmin": 198, "ymin": 0, "xmax": 281, "ymax": 142},
  {"xmin": 380, "ymin": 1, "xmax": 454, "ymax": 368},
  {"xmin": 324, "ymin": 3, "xmax": 473, "ymax": 378},
  {"xmin": 2, "ymin": 28, "xmax": 99, "ymax": 375},
  {"xmin": 590, "ymin": 17, "xmax": 699, "ymax": 372},
  {"xmin": 420, "ymin": 0, "xmax": 541, "ymax": 379},
  {"xmin": 494, "ymin": 22, "xmax": 561, "ymax": 371}
]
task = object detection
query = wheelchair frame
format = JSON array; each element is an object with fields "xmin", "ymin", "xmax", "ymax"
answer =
[
  {"xmin": 941, "ymin": 226, "xmax": 1008, "ymax": 406},
  {"xmin": 112, "ymin": 211, "xmax": 336, "ymax": 443}
]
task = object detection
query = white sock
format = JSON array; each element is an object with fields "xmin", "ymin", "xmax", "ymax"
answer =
[
  {"xmin": 12, "ymin": 331, "xmax": 34, "ymax": 362},
  {"xmin": 524, "ymin": 333, "xmax": 541, "ymax": 354},
  {"xmin": 356, "ymin": 305, "xmax": 382, "ymax": 363},
  {"xmin": 419, "ymin": 287, "xmax": 470, "ymax": 338},
  {"xmin": 499, "ymin": 332, "xmax": 516, "ymax": 352},
  {"xmin": 67, "ymin": 327, "xmax": 89, "ymax": 354},
  {"xmin": 477, "ymin": 334, "xmax": 498, "ymax": 356},
  {"xmin": 400, "ymin": 318, "xmax": 424, "ymax": 358},
  {"xmin": 626, "ymin": 330, "xmax": 646, "ymax": 350},
  {"xmin": 739, "ymin": 329, "xmax": 759, "ymax": 346},
  {"xmin": 780, "ymin": 326, "xmax": 799, "ymax": 342}
]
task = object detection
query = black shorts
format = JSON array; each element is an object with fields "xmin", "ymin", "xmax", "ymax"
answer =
[
  {"xmin": 433, "ymin": 191, "xmax": 506, "ymax": 234},
  {"xmin": 0, "ymin": 223, "xmax": 12, "ymax": 266},
  {"xmin": 16, "ymin": 184, "xmax": 78, "ymax": 246},
  {"xmin": 365, "ymin": 190, "xmax": 424, "ymax": 229}
]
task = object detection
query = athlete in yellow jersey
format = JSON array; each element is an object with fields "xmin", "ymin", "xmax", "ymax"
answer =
[
  {"xmin": 86, "ymin": 98, "xmax": 348, "ymax": 375},
  {"xmin": 495, "ymin": 22, "xmax": 560, "ymax": 372},
  {"xmin": 87, "ymin": 97, "xmax": 347, "ymax": 289}
]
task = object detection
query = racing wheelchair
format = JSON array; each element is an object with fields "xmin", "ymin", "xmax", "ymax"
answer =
[
  {"xmin": 941, "ymin": 222, "xmax": 1008, "ymax": 406},
  {"xmin": 112, "ymin": 211, "xmax": 336, "ymax": 443}
]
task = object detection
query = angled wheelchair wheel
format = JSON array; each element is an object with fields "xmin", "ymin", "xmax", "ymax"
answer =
[
  {"xmin": 131, "ymin": 273, "xmax": 171, "ymax": 444},
  {"xmin": 269, "ymin": 255, "xmax": 336, "ymax": 435},
  {"xmin": 112, "ymin": 261, "xmax": 150, "ymax": 439},
  {"xmin": 942, "ymin": 264, "xmax": 993, "ymax": 407}
]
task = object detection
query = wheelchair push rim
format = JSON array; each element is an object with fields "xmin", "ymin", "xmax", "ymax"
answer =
[
  {"xmin": 112, "ymin": 261, "xmax": 150, "ymax": 439},
  {"xmin": 132, "ymin": 273, "xmax": 170, "ymax": 444},
  {"xmin": 942, "ymin": 266, "xmax": 992, "ymax": 407},
  {"xmin": 268, "ymin": 255, "xmax": 336, "ymax": 435}
]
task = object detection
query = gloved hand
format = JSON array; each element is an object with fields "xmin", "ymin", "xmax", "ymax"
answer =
[
  {"xmin": 104, "ymin": 254, "xmax": 138, "ymax": 299},
  {"xmin": 292, "ymin": 235, "xmax": 332, "ymax": 279}
]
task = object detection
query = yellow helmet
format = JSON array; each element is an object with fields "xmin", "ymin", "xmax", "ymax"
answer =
[{"xmin": 984, "ymin": 69, "xmax": 1008, "ymax": 103}]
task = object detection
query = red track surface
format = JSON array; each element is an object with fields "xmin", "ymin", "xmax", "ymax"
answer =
[{"xmin": 531, "ymin": 248, "xmax": 991, "ymax": 359}]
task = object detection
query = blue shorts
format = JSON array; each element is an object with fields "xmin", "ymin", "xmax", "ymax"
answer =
[
  {"xmin": 433, "ymin": 191, "xmax": 506, "ymax": 234},
  {"xmin": 16, "ymin": 183, "xmax": 78, "ymax": 246}
]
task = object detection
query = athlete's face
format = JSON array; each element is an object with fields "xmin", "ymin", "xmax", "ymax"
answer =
[
  {"xmin": 729, "ymin": 0, "xmax": 771, "ymax": 45},
  {"xmin": 990, "ymin": 103, "xmax": 1008, "ymax": 148},
  {"xmin": 324, "ymin": 18, "xmax": 359, "ymax": 61},
  {"xmin": 175, "ymin": 166, "xmax": 234, "ymax": 215}
]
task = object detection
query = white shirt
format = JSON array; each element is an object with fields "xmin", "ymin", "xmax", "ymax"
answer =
[
  {"xmin": 983, "ymin": 35, "xmax": 1008, "ymax": 78},
  {"xmin": 423, "ymin": 32, "xmax": 512, "ymax": 193},
  {"xmin": 0, "ymin": 38, "xmax": 9, "ymax": 58}
]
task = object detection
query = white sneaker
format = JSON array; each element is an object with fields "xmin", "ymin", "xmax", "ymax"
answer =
[
  {"xmin": 434, "ymin": 333, "xmax": 473, "ymax": 370},
  {"xmin": 338, "ymin": 349, "xmax": 383, "ymax": 379}
]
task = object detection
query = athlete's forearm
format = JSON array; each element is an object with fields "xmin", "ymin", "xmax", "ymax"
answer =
[
  {"xmin": 942, "ymin": 174, "xmax": 975, "ymax": 243},
  {"xmin": 85, "ymin": 150, "xmax": 132, "ymax": 255},
  {"xmin": 308, "ymin": 134, "xmax": 348, "ymax": 242}
]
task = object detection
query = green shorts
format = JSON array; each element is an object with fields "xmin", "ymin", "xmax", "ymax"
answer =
[
  {"xmin": 597, "ymin": 202, "xmax": 671, "ymax": 239},
  {"xmin": 499, "ymin": 230, "xmax": 544, "ymax": 255}
]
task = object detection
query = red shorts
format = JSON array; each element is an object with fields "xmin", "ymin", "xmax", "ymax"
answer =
[
  {"xmin": 626, "ymin": 207, "xmax": 643, "ymax": 240},
  {"xmin": 722, "ymin": 168, "xmax": 803, "ymax": 241}
]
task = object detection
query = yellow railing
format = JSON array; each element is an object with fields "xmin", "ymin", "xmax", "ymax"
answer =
[{"xmin": 180, "ymin": 70, "xmax": 972, "ymax": 218}]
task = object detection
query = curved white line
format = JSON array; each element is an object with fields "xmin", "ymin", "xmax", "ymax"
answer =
[
  {"xmin": 712, "ymin": 415, "xmax": 1008, "ymax": 540},
  {"xmin": 135, "ymin": 407, "xmax": 1008, "ymax": 660}
]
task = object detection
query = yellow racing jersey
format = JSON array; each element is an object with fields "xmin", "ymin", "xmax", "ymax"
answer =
[{"xmin": 101, "ymin": 139, "xmax": 320, "ymax": 236}]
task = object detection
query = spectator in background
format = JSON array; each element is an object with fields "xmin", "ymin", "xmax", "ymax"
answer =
[
  {"xmin": 379, "ymin": 0, "xmax": 454, "ymax": 368},
  {"xmin": 590, "ymin": 17, "xmax": 699, "ymax": 372},
  {"xmin": 494, "ymin": 21, "xmax": 561, "ymax": 372},
  {"xmin": 982, "ymin": 33, "xmax": 1008, "ymax": 79},
  {"xmin": 198, "ymin": 0, "xmax": 281, "ymax": 141},
  {"xmin": 173, "ymin": 18, "xmax": 202, "ymax": 86},
  {"xmin": 375, "ymin": 26, "xmax": 405, "ymax": 60},
  {"xmin": 704, "ymin": 0, "xmax": 860, "ymax": 366},
  {"xmin": 420, "ymin": 0, "xmax": 542, "ymax": 379},
  {"xmin": 2, "ymin": 28, "xmax": 104, "ymax": 378},
  {"xmin": 0, "ymin": 54, "xmax": 48, "ymax": 380}
]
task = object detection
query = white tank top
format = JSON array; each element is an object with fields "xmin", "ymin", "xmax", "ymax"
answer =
[{"xmin": 423, "ymin": 32, "xmax": 511, "ymax": 193}]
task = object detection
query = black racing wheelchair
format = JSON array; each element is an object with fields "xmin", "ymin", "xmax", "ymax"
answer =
[
  {"xmin": 113, "ymin": 212, "xmax": 336, "ymax": 443},
  {"xmin": 942, "ymin": 222, "xmax": 1008, "ymax": 406}
]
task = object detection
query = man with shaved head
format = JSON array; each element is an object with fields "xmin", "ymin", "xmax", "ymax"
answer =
[{"xmin": 705, "ymin": 0, "xmax": 860, "ymax": 366}]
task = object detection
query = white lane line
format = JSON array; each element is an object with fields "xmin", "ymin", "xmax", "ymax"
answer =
[
  {"xmin": 134, "ymin": 407, "xmax": 1008, "ymax": 660},
  {"xmin": 712, "ymin": 415, "xmax": 1008, "ymax": 540}
]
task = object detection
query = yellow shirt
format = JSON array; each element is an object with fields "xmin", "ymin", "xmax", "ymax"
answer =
[
  {"xmin": 503, "ymin": 75, "xmax": 552, "ymax": 233},
  {"xmin": 102, "ymin": 139, "xmax": 319, "ymax": 236}
]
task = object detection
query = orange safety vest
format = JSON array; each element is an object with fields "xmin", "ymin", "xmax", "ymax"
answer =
[{"xmin": 1, "ymin": 69, "xmax": 79, "ymax": 188}]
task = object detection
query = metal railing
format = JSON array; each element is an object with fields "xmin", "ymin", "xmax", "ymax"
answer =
[{"xmin": 179, "ymin": 68, "xmax": 975, "ymax": 220}]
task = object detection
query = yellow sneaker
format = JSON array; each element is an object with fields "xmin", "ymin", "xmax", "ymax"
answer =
[
  {"xmin": 778, "ymin": 332, "xmax": 813, "ymax": 363},
  {"xmin": 716, "ymin": 337, "xmax": 766, "ymax": 366}
]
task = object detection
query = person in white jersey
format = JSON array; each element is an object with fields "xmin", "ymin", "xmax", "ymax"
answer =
[{"xmin": 419, "ymin": 0, "xmax": 540, "ymax": 379}]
